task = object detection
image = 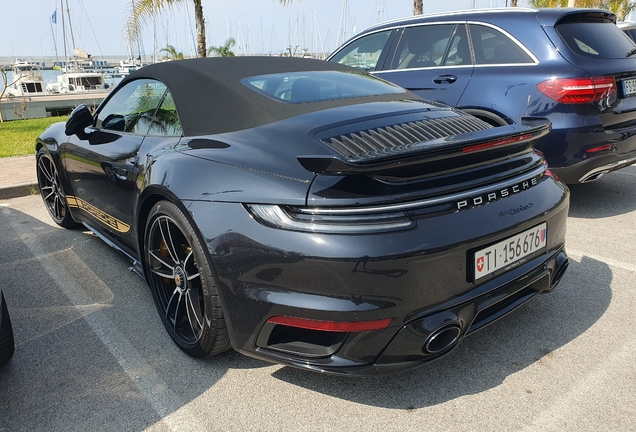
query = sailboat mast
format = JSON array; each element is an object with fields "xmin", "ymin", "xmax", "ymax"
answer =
[
  {"xmin": 61, "ymin": 0, "xmax": 68, "ymax": 59},
  {"xmin": 65, "ymin": 0, "xmax": 76, "ymax": 52}
]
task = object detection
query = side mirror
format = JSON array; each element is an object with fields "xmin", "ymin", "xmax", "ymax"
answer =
[{"xmin": 65, "ymin": 104, "xmax": 93, "ymax": 136}]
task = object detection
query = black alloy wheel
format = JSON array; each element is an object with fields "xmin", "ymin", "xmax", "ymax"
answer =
[
  {"xmin": 36, "ymin": 148, "xmax": 76, "ymax": 228},
  {"xmin": 144, "ymin": 201, "xmax": 230, "ymax": 357}
]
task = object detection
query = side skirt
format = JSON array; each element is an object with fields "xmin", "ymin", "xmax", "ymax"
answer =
[{"xmin": 82, "ymin": 222, "xmax": 146, "ymax": 281}]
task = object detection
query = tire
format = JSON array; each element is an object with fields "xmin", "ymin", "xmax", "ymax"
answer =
[
  {"xmin": 0, "ymin": 291, "xmax": 15, "ymax": 367},
  {"xmin": 144, "ymin": 201, "xmax": 230, "ymax": 357},
  {"xmin": 36, "ymin": 148, "xmax": 76, "ymax": 228}
]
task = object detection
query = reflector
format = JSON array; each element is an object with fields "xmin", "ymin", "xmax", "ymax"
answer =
[{"xmin": 267, "ymin": 316, "xmax": 392, "ymax": 332}]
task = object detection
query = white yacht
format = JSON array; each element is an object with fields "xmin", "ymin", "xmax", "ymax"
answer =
[
  {"xmin": 5, "ymin": 59, "xmax": 46, "ymax": 97},
  {"xmin": 117, "ymin": 58, "xmax": 145, "ymax": 76},
  {"xmin": 46, "ymin": 48, "xmax": 109, "ymax": 93}
]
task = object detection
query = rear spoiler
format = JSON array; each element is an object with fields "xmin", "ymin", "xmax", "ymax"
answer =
[{"xmin": 298, "ymin": 118, "xmax": 551, "ymax": 175}]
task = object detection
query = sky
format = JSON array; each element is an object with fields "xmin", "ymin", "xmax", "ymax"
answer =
[{"xmin": 1, "ymin": 0, "xmax": 524, "ymax": 59}]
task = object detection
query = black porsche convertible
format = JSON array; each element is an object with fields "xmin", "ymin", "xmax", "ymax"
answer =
[{"xmin": 36, "ymin": 57, "xmax": 569, "ymax": 375}]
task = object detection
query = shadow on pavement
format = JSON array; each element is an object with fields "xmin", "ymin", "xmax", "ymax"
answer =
[
  {"xmin": 568, "ymin": 165, "xmax": 636, "ymax": 219},
  {"xmin": 271, "ymin": 255, "xmax": 611, "ymax": 409},
  {"xmin": 0, "ymin": 203, "xmax": 270, "ymax": 431},
  {"xmin": 0, "ymin": 181, "xmax": 615, "ymax": 422}
]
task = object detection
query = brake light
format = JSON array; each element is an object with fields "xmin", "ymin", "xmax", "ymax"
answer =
[
  {"xmin": 267, "ymin": 316, "xmax": 392, "ymax": 332},
  {"xmin": 461, "ymin": 133, "xmax": 533, "ymax": 153},
  {"xmin": 585, "ymin": 144, "xmax": 614, "ymax": 153},
  {"xmin": 537, "ymin": 77, "xmax": 616, "ymax": 104}
]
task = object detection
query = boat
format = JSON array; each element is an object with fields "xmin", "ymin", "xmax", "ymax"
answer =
[
  {"xmin": 46, "ymin": 48, "xmax": 109, "ymax": 94},
  {"xmin": 46, "ymin": 52, "xmax": 109, "ymax": 93},
  {"xmin": 47, "ymin": 1, "xmax": 109, "ymax": 94},
  {"xmin": 117, "ymin": 57, "xmax": 145, "ymax": 76},
  {"xmin": 5, "ymin": 59, "xmax": 46, "ymax": 97}
]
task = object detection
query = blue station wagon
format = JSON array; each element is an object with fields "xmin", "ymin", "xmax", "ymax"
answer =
[{"xmin": 329, "ymin": 8, "xmax": 636, "ymax": 184}]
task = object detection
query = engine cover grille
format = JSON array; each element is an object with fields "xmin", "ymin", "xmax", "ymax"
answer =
[{"xmin": 322, "ymin": 113, "xmax": 493, "ymax": 162}]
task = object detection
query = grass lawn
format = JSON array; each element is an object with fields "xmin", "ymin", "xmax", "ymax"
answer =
[{"xmin": 0, "ymin": 116, "xmax": 68, "ymax": 158}]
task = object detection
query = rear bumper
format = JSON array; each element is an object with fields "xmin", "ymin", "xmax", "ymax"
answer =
[
  {"xmin": 187, "ymin": 174, "xmax": 569, "ymax": 376},
  {"xmin": 537, "ymin": 117, "xmax": 636, "ymax": 184},
  {"xmin": 550, "ymin": 149, "xmax": 636, "ymax": 184},
  {"xmin": 242, "ymin": 246, "xmax": 568, "ymax": 376}
]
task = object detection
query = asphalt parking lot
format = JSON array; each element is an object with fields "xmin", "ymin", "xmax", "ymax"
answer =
[{"xmin": 1, "ymin": 166, "xmax": 635, "ymax": 431}]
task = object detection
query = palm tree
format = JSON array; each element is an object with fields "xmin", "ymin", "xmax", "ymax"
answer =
[
  {"xmin": 127, "ymin": 0, "xmax": 207, "ymax": 58},
  {"xmin": 127, "ymin": 0, "xmax": 295, "ymax": 59},
  {"xmin": 208, "ymin": 38, "xmax": 236, "ymax": 57},
  {"xmin": 413, "ymin": 0, "xmax": 423, "ymax": 15},
  {"xmin": 160, "ymin": 45, "xmax": 185, "ymax": 61}
]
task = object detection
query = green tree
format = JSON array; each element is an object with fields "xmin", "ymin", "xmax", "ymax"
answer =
[
  {"xmin": 160, "ymin": 45, "xmax": 185, "ymax": 61},
  {"xmin": 207, "ymin": 38, "xmax": 237, "ymax": 57},
  {"xmin": 127, "ymin": 0, "xmax": 207, "ymax": 58},
  {"xmin": 127, "ymin": 0, "xmax": 295, "ymax": 59}
]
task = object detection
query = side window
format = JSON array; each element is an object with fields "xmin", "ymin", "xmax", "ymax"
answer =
[
  {"xmin": 329, "ymin": 30, "xmax": 392, "ymax": 71},
  {"xmin": 469, "ymin": 24, "xmax": 533, "ymax": 65},
  {"xmin": 442, "ymin": 24, "xmax": 471, "ymax": 66},
  {"xmin": 390, "ymin": 24, "xmax": 457, "ymax": 70},
  {"xmin": 96, "ymin": 79, "xmax": 167, "ymax": 135},
  {"xmin": 147, "ymin": 90, "xmax": 183, "ymax": 136}
]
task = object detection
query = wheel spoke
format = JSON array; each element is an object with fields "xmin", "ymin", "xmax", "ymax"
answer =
[
  {"xmin": 43, "ymin": 190, "xmax": 55, "ymax": 201},
  {"xmin": 150, "ymin": 266, "xmax": 173, "ymax": 279},
  {"xmin": 185, "ymin": 290, "xmax": 204, "ymax": 336},
  {"xmin": 38, "ymin": 158, "xmax": 54, "ymax": 183},
  {"xmin": 183, "ymin": 250, "xmax": 194, "ymax": 267},
  {"xmin": 54, "ymin": 195, "xmax": 61, "ymax": 219},
  {"xmin": 172, "ymin": 291, "xmax": 186, "ymax": 333},
  {"xmin": 149, "ymin": 249, "xmax": 175, "ymax": 272},
  {"xmin": 158, "ymin": 218, "xmax": 180, "ymax": 265},
  {"xmin": 183, "ymin": 251, "xmax": 200, "ymax": 280},
  {"xmin": 165, "ymin": 286, "xmax": 181, "ymax": 320}
]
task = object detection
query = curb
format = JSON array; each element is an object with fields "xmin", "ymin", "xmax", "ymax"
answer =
[{"xmin": 0, "ymin": 182, "xmax": 38, "ymax": 200}]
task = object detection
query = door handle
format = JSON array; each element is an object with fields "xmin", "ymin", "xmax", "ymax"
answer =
[{"xmin": 433, "ymin": 75, "xmax": 457, "ymax": 84}]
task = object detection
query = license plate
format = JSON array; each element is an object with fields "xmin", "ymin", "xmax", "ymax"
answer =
[
  {"xmin": 473, "ymin": 223, "xmax": 547, "ymax": 281},
  {"xmin": 623, "ymin": 78, "xmax": 636, "ymax": 97}
]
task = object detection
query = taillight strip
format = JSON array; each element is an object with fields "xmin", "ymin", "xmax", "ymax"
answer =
[{"xmin": 267, "ymin": 316, "xmax": 393, "ymax": 332}]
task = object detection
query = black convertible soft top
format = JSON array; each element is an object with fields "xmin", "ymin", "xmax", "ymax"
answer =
[{"xmin": 122, "ymin": 57, "xmax": 419, "ymax": 136}]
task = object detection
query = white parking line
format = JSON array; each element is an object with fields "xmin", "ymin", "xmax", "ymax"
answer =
[
  {"xmin": 567, "ymin": 249, "xmax": 636, "ymax": 273},
  {"xmin": 5, "ymin": 208, "xmax": 206, "ymax": 431}
]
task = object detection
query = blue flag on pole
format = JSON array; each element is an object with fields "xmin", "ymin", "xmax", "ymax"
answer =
[{"xmin": 52, "ymin": 10, "xmax": 56, "ymax": 24}]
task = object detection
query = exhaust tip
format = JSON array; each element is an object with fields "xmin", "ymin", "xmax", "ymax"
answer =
[
  {"xmin": 423, "ymin": 323, "xmax": 462, "ymax": 354},
  {"xmin": 580, "ymin": 170, "xmax": 608, "ymax": 183},
  {"xmin": 551, "ymin": 253, "xmax": 569, "ymax": 288}
]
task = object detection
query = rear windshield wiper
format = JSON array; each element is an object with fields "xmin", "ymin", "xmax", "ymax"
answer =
[{"xmin": 626, "ymin": 48, "xmax": 636, "ymax": 57}]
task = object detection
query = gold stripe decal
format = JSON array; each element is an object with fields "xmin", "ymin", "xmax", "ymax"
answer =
[{"xmin": 67, "ymin": 195, "xmax": 131, "ymax": 234}]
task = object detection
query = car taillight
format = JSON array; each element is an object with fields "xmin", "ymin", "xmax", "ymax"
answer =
[
  {"xmin": 585, "ymin": 144, "xmax": 614, "ymax": 153},
  {"xmin": 461, "ymin": 133, "xmax": 533, "ymax": 153},
  {"xmin": 267, "ymin": 316, "xmax": 392, "ymax": 332},
  {"xmin": 537, "ymin": 77, "xmax": 616, "ymax": 104}
]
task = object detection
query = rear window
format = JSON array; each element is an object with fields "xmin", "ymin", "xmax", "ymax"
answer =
[
  {"xmin": 556, "ymin": 21, "xmax": 635, "ymax": 59},
  {"xmin": 242, "ymin": 70, "xmax": 405, "ymax": 103}
]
